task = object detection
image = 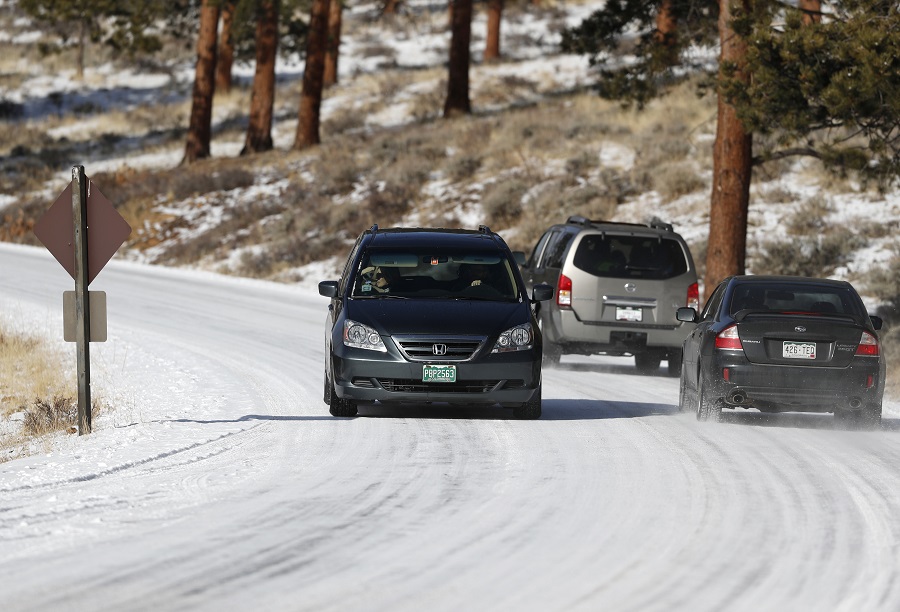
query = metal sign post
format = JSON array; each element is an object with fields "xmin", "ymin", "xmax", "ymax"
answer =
[
  {"xmin": 34, "ymin": 165, "xmax": 132, "ymax": 437},
  {"xmin": 72, "ymin": 166, "xmax": 92, "ymax": 435}
]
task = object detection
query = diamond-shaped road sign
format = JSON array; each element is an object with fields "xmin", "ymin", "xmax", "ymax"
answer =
[{"xmin": 34, "ymin": 179, "xmax": 132, "ymax": 284}]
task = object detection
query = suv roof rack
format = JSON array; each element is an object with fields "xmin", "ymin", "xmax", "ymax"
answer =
[
  {"xmin": 478, "ymin": 224, "xmax": 492, "ymax": 235},
  {"xmin": 565, "ymin": 215, "xmax": 673, "ymax": 233}
]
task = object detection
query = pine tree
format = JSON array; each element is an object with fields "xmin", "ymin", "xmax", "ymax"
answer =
[
  {"xmin": 242, "ymin": 0, "xmax": 279, "ymax": 155},
  {"xmin": 444, "ymin": 0, "xmax": 473, "ymax": 117}
]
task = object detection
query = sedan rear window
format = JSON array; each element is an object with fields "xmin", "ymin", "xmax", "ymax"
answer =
[
  {"xmin": 572, "ymin": 235, "xmax": 689, "ymax": 280},
  {"xmin": 729, "ymin": 284, "xmax": 861, "ymax": 317}
]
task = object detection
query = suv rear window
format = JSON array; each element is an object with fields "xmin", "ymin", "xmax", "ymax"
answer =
[{"xmin": 572, "ymin": 235, "xmax": 689, "ymax": 280}]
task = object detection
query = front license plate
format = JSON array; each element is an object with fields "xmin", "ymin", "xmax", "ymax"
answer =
[
  {"xmin": 783, "ymin": 341, "xmax": 816, "ymax": 359},
  {"xmin": 423, "ymin": 364, "xmax": 457, "ymax": 383},
  {"xmin": 616, "ymin": 306, "xmax": 643, "ymax": 322}
]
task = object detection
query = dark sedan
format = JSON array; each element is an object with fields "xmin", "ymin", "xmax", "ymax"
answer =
[{"xmin": 676, "ymin": 275, "xmax": 886, "ymax": 427}]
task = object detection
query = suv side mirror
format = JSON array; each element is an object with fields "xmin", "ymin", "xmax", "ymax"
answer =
[
  {"xmin": 870, "ymin": 315, "xmax": 883, "ymax": 331},
  {"xmin": 676, "ymin": 307, "xmax": 698, "ymax": 323},
  {"xmin": 532, "ymin": 283, "xmax": 553, "ymax": 302},
  {"xmin": 513, "ymin": 251, "xmax": 527, "ymax": 267},
  {"xmin": 319, "ymin": 280, "xmax": 339, "ymax": 298}
]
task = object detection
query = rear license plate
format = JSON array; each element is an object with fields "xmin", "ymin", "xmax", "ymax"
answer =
[
  {"xmin": 423, "ymin": 364, "xmax": 456, "ymax": 383},
  {"xmin": 783, "ymin": 341, "xmax": 816, "ymax": 359},
  {"xmin": 616, "ymin": 306, "xmax": 642, "ymax": 322}
]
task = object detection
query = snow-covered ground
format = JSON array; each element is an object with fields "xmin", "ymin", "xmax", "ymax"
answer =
[
  {"xmin": 2, "ymin": 3, "xmax": 900, "ymax": 608},
  {"xmin": 3, "ymin": 242, "xmax": 900, "ymax": 610}
]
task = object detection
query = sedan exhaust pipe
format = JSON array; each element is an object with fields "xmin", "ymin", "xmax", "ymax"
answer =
[{"xmin": 728, "ymin": 391, "xmax": 749, "ymax": 405}]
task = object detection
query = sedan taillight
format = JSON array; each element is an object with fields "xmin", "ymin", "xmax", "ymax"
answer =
[
  {"xmin": 715, "ymin": 325, "xmax": 743, "ymax": 350},
  {"xmin": 687, "ymin": 282, "xmax": 699, "ymax": 310},
  {"xmin": 855, "ymin": 331, "xmax": 880, "ymax": 357},
  {"xmin": 557, "ymin": 274, "xmax": 572, "ymax": 309}
]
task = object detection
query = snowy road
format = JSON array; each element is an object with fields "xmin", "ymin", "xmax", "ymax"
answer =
[{"xmin": 2, "ymin": 242, "xmax": 900, "ymax": 611}]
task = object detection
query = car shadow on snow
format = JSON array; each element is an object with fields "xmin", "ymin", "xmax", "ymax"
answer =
[{"xmin": 355, "ymin": 399, "xmax": 677, "ymax": 421}]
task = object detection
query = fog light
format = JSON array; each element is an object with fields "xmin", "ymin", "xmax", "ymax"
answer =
[
  {"xmin": 723, "ymin": 368, "xmax": 730, "ymax": 381},
  {"xmin": 866, "ymin": 374, "xmax": 874, "ymax": 389}
]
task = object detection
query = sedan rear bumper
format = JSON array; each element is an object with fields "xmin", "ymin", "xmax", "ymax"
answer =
[{"xmin": 706, "ymin": 353, "xmax": 882, "ymax": 412}]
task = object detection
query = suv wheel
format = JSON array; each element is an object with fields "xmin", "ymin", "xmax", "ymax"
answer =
[
  {"xmin": 514, "ymin": 385, "xmax": 542, "ymax": 420},
  {"xmin": 634, "ymin": 350, "xmax": 662, "ymax": 374},
  {"xmin": 325, "ymin": 371, "xmax": 357, "ymax": 417}
]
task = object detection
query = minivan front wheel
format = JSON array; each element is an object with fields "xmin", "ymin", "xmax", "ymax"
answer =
[
  {"xmin": 325, "ymin": 370, "xmax": 358, "ymax": 417},
  {"xmin": 514, "ymin": 385, "xmax": 542, "ymax": 420}
]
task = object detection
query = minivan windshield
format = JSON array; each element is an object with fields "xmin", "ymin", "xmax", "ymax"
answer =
[
  {"xmin": 572, "ymin": 235, "xmax": 689, "ymax": 280},
  {"xmin": 351, "ymin": 248, "xmax": 520, "ymax": 300}
]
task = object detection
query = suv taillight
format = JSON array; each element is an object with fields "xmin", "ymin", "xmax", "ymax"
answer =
[
  {"xmin": 557, "ymin": 274, "xmax": 572, "ymax": 309},
  {"xmin": 715, "ymin": 325, "xmax": 743, "ymax": 350},
  {"xmin": 687, "ymin": 282, "xmax": 699, "ymax": 310},
  {"xmin": 855, "ymin": 331, "xmax": 880, "ymax": 357}
]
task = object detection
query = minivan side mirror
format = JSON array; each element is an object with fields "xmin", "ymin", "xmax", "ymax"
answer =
[
  {"xmin": 870, "ymin": 315, "xmax": 883, "ymax": 331},
  {"xmin": 513, "ymin": 251, "xmax": 527, "ymax": 267},
  {"xmin": 532, "ymin": 283, "xmax": 553, "ymax": 302},
  {"xmin": 318, "ymin": 280, "xmax": 339, "ymax": 298},
  {"xmin": 676, "ymin": 307, "xmax": 698, "ymax": 323}
]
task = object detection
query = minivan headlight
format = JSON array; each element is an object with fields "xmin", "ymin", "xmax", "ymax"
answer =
[
  {"xmin": 492, "ymin": 324, "xmax": 534, "ymax": 353},
  {"xmin": 343, "ymin": 319, "xmax": 387, "ymax": 352}
]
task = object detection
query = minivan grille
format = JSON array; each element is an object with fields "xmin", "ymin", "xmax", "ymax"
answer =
[
  {"xmin": 377, "ymin": 379, "xmax": 503, "ymax": 393},
  {"xmin": 393, "ymin": 335, "xmax": 486, "ymax": 362}
]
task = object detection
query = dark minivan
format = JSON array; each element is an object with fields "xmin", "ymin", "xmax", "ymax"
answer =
[{"xmin": 319, "ymin": 225, "xmax": 553, "ymax": 419}]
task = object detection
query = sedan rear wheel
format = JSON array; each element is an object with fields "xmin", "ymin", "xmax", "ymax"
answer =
[
  {"xmin": 696, "ymin": 379, "xmax": 721, "ymax": 422},
  {"xmin": 861, "ymin": 403, "xmax": 882, "ymax": 430}
]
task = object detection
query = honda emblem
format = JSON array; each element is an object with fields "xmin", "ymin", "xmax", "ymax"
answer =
[
  {"xmin": 433, "ymin": 343, "xmax": 448, "ymax": 356},
  {"xmin": 795, "ymin": 326, "xmax": 806, "ymax": 333}
]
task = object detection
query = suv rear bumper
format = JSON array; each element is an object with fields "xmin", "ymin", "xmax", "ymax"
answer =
[{"xmin": 553, "ymin": 310, "xmax": 690, "ymax": 351}]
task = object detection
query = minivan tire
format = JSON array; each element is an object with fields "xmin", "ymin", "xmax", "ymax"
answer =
[
  {"xmin": 326, "ymin": 372, "xmax": 358, "ymax": 417},
  {"xmin": 514, "ymin": 385, "xmax": 542, "ymax": 420}
]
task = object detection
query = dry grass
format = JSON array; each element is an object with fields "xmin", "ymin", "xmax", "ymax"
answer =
[{"xmin": 0, "ymin": 323, "xmax": 82, "ymax": 462}]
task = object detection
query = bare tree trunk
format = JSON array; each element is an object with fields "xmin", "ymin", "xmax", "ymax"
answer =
[
  {"xmin": 216, "ymin": 2, "xmax": 236, "ymax": 94},
  {"xmin": 799, "ymin": 0, "xmax": 822, "ymax": 24},
  {"xmin": 294, "ymin": 0, "xmax": 331, "ymax": 149},
  {"xmin": 704, "ymin": 0, "xmax": 753, "ymax": 298},
  {"xmin": 324, "ymin": 0, "xmax": 343, "ymax": 88},
  {"xmin": 183, "ymin": 0, "xmax": 220, "ymax": 165},
  {"xmin": 655, "ymin": 0, "xmax": 676, "ymax": 45},
  {"xmin": 484, "ymin": 0, "xmax": 502, "ymax": 63},
  {"xmin": 242, "ymin": 0, "xmax": 279, "ymax": 155},
  {"xmin": 444, "ymin": 0, "xmax": 472, "ymax": 117},
  {"xmin": 76, "ymin": 19, "xmax": 86, "ymax": 80}
]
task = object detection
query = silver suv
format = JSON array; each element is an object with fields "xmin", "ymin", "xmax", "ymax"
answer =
[{"xmin": 520, "ymin": 216, "xmax": 699, "ymax": 375}]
